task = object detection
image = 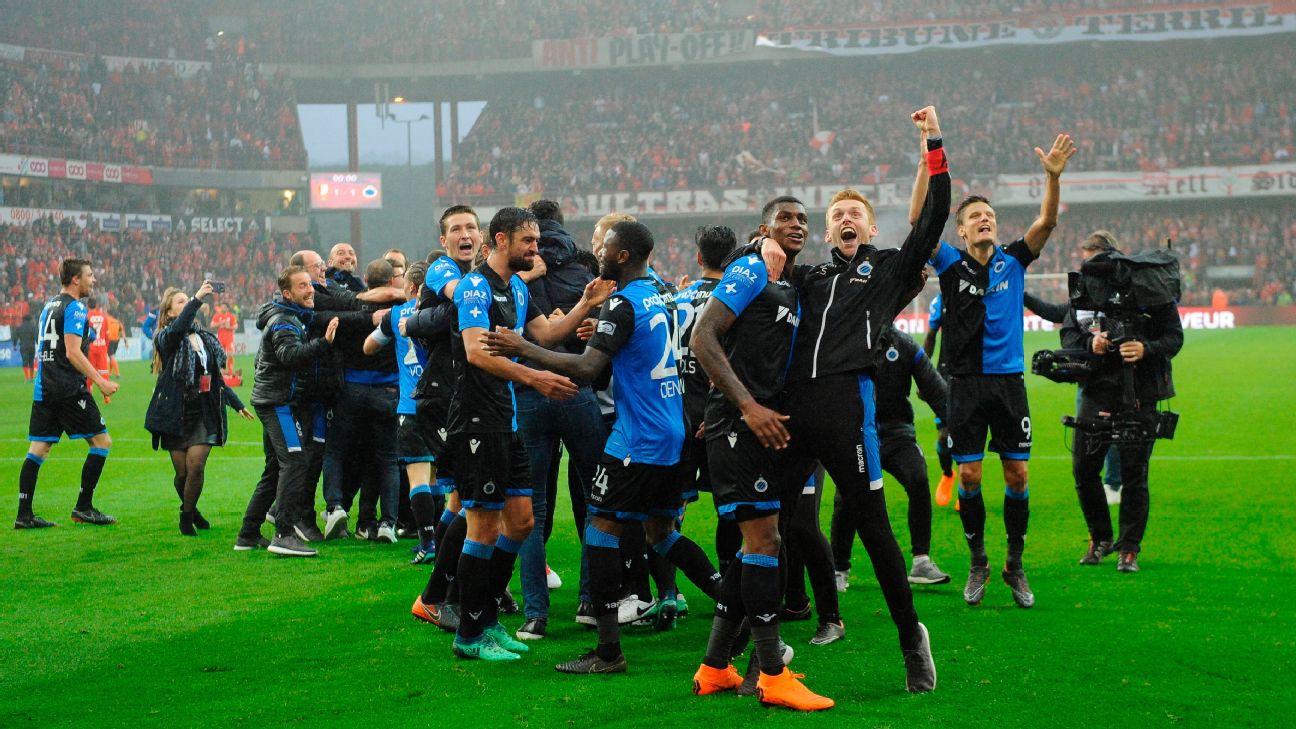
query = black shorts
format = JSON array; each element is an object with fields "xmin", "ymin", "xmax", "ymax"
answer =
[
  {"xmin": 947, "ymin": 374, "xmax": 1032, "ymax": 463},
  {"xmin": 28, "ymin": 394, "xmax": 108, "ymax": 442},
  {"xmin": 397, "ymin": 401, "xmax": 447, "ymax": 465},
  {"xmin": 677, "ymin": 434, "xmax": 708, "ymax": 501},
  {"xmin": 450, "ymin": 432, "xmax": 531, "ymax": 510},
  {"xmin": 107, "ymin": 340, "xmax": 120, "ymax": 357},
  {"xmin": 588, "ymin": 454, "xmax": 683, "ymax": 523},
  {"xmin": 706, "ymin": 429, "xmax": 794, "ymax": 522}
]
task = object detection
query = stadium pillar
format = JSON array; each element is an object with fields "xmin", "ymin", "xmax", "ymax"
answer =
[
  {"xmin": 449, "ymin": 100, "xmax": 460, "ymax": 163},
  {"xmin": 347, "ymin": 100, "xmax": 362, "ymax": 256},
  {"xmin": 433, "ymin": 100, "xmax": 445, "ymax": 185}
]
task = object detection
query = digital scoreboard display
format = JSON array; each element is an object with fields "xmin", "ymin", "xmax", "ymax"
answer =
[{"xmin": 310, "ymin": 172, "xmax": 383, "ymax": 210}]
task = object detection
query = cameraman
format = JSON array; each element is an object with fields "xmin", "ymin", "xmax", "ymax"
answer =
[{"xmin": 1060, "ymin": 231, "xmax": 1183, "ymax": 574}]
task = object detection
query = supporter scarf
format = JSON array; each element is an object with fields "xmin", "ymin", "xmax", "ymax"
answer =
[{"xmin": 164, "ymin": 325, "xmax": 227, "ymax": 395}]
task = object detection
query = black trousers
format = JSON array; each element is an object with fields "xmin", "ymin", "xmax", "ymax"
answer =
[
  {"xmin": 249, "ymin": 403, "xmax": 321, "ymax": 538},
  {"xmin": 782, "ymin": 466, "xmax": 840, "ymax": 623},
  {"xmin": 781, "ymin": 374, "xmax": 919, "ymax": 648},
  {"xmin": 1073, "ymin": 394, "xmax": 1156, "ymax": 554},
  {"xmin": 831, "ymin": 432, "xmax": 933, "ymax": 569}
]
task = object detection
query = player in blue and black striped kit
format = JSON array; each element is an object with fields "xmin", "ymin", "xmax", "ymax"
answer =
[
  {"xmin": 928, "ymin": 133, "xmax": 1076, "ymax": 609},
  {"xmin": 443, "ymin": 206, "xmax": 612, "ymax": 662},
  {"xmin": 16, "ymin": 258, "xmax": 119, "ymax": 529},
  {"xmin": 483, "ymin": 220, "xmax": 722, "ymax": 675}
]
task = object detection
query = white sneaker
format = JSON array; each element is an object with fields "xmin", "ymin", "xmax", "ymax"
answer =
[
  {"xmin": 376, "ymin": 523, "xmax": 398, "ymax": 544},
  {"xmin": 1104, "ymin": 484, "xmax": 1122, "ymax": 505},
  {"xmin": 617, "ymin": 595, "xmax": 656, "ymax": 625},
  {"xmin": 546, "ymin": 564, "xmax": 562, "ymax": 590},
  {"xmin": 324, "ymin": 508, "xmax": 348, "ymax": 540},
  {"xmin": 834, "ymin": 569, "xmax": 849, "ymax": 593}
]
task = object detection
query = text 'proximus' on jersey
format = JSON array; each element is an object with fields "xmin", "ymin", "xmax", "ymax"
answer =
[{"xmin": 586, "ymin": 277, "xmax": 685, "ymax": 466}]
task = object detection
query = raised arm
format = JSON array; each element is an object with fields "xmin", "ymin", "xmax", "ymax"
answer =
[
  {"xmin": 1023, "ymin": 134, "xmax": 1077, "ymax": 255},
  {"xmin": 895, "ymin": 107, "xmax": 951, "ymax": 280},
  {"xmin": 909, "ymin": 131, "xmax": 930, "ymax": 226},
  {"xmin": 156, "ymin": 284, "xmax": 212, "ymax": 359}
]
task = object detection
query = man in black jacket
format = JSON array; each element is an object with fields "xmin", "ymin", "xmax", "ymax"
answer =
[
  {"xmin": 242, "ymin": 266, "xmax": 338, "ymax": 557},
  {"xmin": 324, "ymin": 258, "xmax": 403, "ymax": 543},
  {"xmin": 259, "ymin": 249, "xmax": 391, "ymax": 542},
  {"xmin": 1061, "ymin": 247, "xmax": 1183, "ymax": 574}
]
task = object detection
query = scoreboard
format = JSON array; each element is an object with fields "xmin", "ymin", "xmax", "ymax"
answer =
[{"xmin": 310, "ymin": 172, "xmax": 383, "ymax": 210}]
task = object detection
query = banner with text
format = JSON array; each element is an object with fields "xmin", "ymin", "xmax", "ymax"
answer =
[
  {"xmin": 534, "ymin": 30, "xmax": 754, "ymax": 69},
  {"xmin": 757, "ymin": 2, "xmax": 1296, "ymax": 57},
  {"xmin": 523, "ymin": 161, "xmax": 1296, "ymax": 221},
  {"xmin": 0, "ymin": 206, "xmax": 171, "ymax": 232},
  {"xmin": 981, "ymin": 162, "xmax": 1296, "ymax": 206},
  {"xmin": 0, "ymin": 153, "xmax": 153, "ymax": 185}
]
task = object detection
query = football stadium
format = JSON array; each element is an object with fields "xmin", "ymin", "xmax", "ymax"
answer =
[{"xmin": 1, "ymin": 2, "xmax": 1294, "ymax": 726}]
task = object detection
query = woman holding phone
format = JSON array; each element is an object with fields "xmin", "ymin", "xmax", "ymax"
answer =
[{"xmin": 145, "ymin": 281, "xmax": 254, "ymax": 535}]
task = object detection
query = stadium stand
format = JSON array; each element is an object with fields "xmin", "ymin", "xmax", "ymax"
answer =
[
  {"xmin": 440, "ymin": 37, "xmax": 1294, "ymax": 201},
  {"xmin": 0, "ymin": 55, "xmax": 306, "ymax": 169},
  {"xmin": 0, "ymin": 218, "xmax": 304, "ymax": 330},
  {"xmin": 0, "ymin": 1, "xmax": 1172, "ymax": 64}
]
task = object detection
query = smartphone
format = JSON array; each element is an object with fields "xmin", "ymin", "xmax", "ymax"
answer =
[{"xmin": 211, "ymin": 281, "xmax": 226, "ymax": 294}]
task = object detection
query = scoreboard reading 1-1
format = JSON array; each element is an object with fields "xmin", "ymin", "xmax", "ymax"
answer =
[{"xmin": 310, "ymin": 172, "xmax": 383, "ymax": 210}]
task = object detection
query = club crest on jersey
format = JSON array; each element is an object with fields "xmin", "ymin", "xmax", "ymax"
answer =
[
  {"xmin": 754, "ymin": 477, "xmax": 768, "ymax": 494},
  {"xmin": 469, "ymin": 438, "xmax": 481, "ymax": 454},
  {"xmin": 993, "ymin": 260, "xmax": 1006, "ymax": 273},
  {"xmin": 886, "ymin": 347, "xmax": 899, "ymax": 362},
  {"xmin": 482, "ymin": 481, "xmax": 496, "ymax": 495},
  {"xmin": 856, "ymin": 261, "xmax": 873, "ymax": 276},
  {"xmin": 726, "ymin": 432, "xmax": 738, "ymax": 448}
]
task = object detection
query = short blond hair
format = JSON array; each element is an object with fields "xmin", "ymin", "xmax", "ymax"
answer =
[
  {"xmin": 596, "ymin": 212, "xmax": 636, "ymax": 231},
  {"xmin": 826, "ymin": 189, "xmax": 875, "ymax": 227}
]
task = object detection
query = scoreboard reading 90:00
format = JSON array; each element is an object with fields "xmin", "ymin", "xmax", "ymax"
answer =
[{"xmin": 310, "ymin": 172, "xmax": 383, "ymax": 210}]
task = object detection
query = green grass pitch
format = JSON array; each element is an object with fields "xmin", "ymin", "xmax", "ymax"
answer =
[{"xmin": 1, "ymin": 327, "xmax": 1294, "ymax": 728}]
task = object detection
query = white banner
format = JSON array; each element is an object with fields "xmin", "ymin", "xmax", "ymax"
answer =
[
  {"xmin": 982, "ymin": 163, "xmax": 1296, "ymax": 206},
  {"xmin": 558, "ymin": 181, "xmax": 905, "ymax": 220},
  {"xmin": 534, "ymin": 30, "xmax": 754, "ymax": 69},
  {"xmin": 757, "ymin": 1, "xmax": 1296, "ymax": 57}
]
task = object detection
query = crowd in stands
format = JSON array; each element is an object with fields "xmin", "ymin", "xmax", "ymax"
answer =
[
  {"xmin": 1, "ymin": 0, "xmax": 1168, "ymax": 65},
  {"xmin": 0, "ymin": 54, "xmax": 305, "ymax": 170},
  {"xmin": 0, "ymin": 193, "xmax": 1290, "ymax": 343},
  {"xmin": 625, "ymin": 201, "xmax": 1295, "ymax": 309},
  {"xmin": 0, "ymin": 217, "xmax": 304, "ymax": 332},
  {"xmin": 441, "ymin": 37, "xmax": 1293, "ymax": 203}
]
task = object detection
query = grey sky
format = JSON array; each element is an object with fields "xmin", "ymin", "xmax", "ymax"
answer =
[{"xmin": 297, "ymin": 101, "xmax": 485, "ymax": 168}]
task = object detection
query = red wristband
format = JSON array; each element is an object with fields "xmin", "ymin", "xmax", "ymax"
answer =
[{"xmin": 926, "ymin": 147, "xmax": 948, "ymax": 176}]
